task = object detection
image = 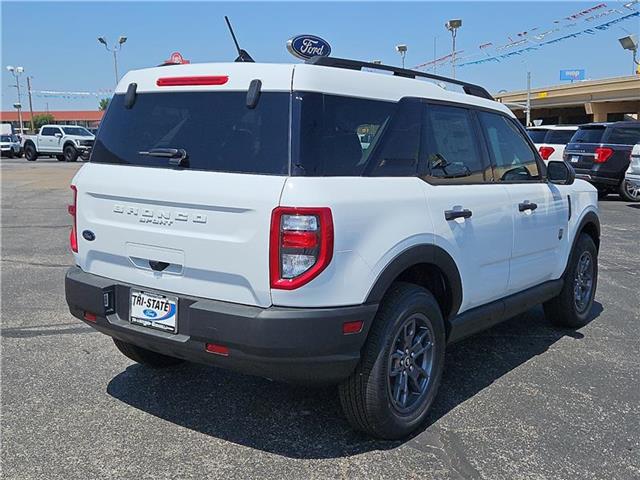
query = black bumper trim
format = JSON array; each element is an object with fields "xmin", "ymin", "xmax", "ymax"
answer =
[{"xmin": 65, "ymin": 267, "xmax": 378, "ymax": 384}]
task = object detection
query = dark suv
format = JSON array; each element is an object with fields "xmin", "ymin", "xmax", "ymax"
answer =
[{"xmin": 564, "ymin": 121, "xmax": 640, "ymax": 201}]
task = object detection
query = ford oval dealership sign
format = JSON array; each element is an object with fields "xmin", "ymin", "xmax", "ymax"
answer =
[{"xmin": 287, "ymin": 35, "xmax": 331, "ymax": 60}]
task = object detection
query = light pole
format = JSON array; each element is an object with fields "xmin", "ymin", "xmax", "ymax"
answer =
[
  {"xmin": 618, "ymin": 35, "xmax": 639, "ymax": 75},
  {"xmin": 6, "ymin": 65, "xmax": 25, "ymax": 134},
  {"xmin": 445, "ymin": 19, "xmax": 462, "ymax": 79},
  {"xmin": 526, "ymin": 71, "xmax": 532, "ymax": 127},
  {"xmin": 395, "ymin": 44, "xmax": 408, "ymax": 69},
  {"xmin": 98, "ymin": 35, "xmax": 127, "ymax": 86}
]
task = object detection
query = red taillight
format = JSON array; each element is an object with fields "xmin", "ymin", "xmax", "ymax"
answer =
[
  {"xmin": 69, "ymin": 185, "xmax": 78, "ymax": 253},
  {"xmin": 594, "ymin": 147, "xmax": 613, "ymax": 163},
  {"xmin": 538, "ymin": 146, "xmax": 555, "ymax": 160},
  {"xmin": 83, "ymin": 311, "xmax": 97, "ymax": 322},
  {"xmin": 270, "ymin": 207, "xmax": 334, "ymax": 290},
  {"xmin": 156, "ymin": 75, "xmax": 229, "ymax": 87},
  {"xmin": 342, "ymin": 320, "xmax": 364, "ymax": 335},
  {"xmin": 205, "ymin": 343, "xmax": 229, "ymax": 356}
]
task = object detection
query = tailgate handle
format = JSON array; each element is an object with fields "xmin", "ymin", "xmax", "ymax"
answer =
[{"xmin": 149, "ymin": 260, "xmax": 170, "ymax": 272}]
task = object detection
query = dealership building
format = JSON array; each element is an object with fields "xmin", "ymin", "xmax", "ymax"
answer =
[
  {"xmin": 494, "ymin": 75, "xmax": 640, "ymax": 125},
  {"xmin": 0, "ymin": 110, "xmax": 104, "ymax": 133}
]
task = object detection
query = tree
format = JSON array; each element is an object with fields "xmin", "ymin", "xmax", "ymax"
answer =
[
  {"xmin": 98, "ymin": 98, "xmax": 110, "ymax": 111},
  {"xmin": 32, "ymin": 113, "xmax": 55, "ymax": 130}
]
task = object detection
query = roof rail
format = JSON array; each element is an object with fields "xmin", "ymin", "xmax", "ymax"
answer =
[{"xmin": 305, "ymin": 56, "xmax": 494, "ymax": 101}]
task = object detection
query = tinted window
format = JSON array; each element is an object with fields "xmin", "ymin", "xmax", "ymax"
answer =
[
  {"xmin": 479, "ymin": 111, "xmax": 540, "ymax": 182},
  {"xmin": 62, "ymin": 126, "xmax": 92, "ymax": 136},
  {"xmin": 92, "ymin": 92, "xmax": 290, "ymax": 174},
  {"xmin": 571, "ymin": 126, "xmax": 605, "ymax": 143},
  {"xmin": 422, "ymin": 105, "xmax": 488, "ymax": 183},
  {"xmin": 41, "ymin": 127, "xmax": 55, "ymax": 136},
  {"xmin": 527, "ymin": 129, "xmax": 549, "ymax": 143},
  {"xmin": 367, "ymin": 99, "xmax": 422, "ymax": 176},
  {"xmin": 295, "ymin": 92, "xmax": 396, "ymax": 176},
  {"xmin": 606, "ymin": 126, "xmax": 640, "ymax": 145},
  {"xmin": 1, "ymin": 135, "xmax": 11, "ymax": 142},
  {"xmin": 546, "ymin": 129, "xmax": 576, "ymax": 144}
]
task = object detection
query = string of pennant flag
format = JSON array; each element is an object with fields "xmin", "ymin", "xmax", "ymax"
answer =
[
  {"xmin": 414, "ymin": 0, "xmax": 639, "ymax": 70},
  {"xmin": 34, "ymin": 89, "xmax": 113, "ymax": 99}
]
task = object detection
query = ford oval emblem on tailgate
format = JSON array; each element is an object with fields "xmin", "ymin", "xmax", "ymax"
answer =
[{"xmin": 82, "ymin": 230, "xmax": 96, "ymax": 241}]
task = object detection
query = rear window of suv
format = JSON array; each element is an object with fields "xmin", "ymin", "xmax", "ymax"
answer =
[
  {"xmin": 571, "ymin": 126, "xmax": 606, "ymax": 144},
  {"xmin": 526, "ymin": 129, "xmax": 549, "ymax": 143},
  {"xmin": 546, "ymin": 129, "xmax": 576, "ymax": 144},
  {"xmin": 91, "ymin": 92, "xmax": 290, "ymax": 175}
]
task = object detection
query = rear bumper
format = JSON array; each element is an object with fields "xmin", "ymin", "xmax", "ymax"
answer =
[
  {"xmin": 65, "ymin": 266, "xmax": 378, "ymax": 384},
  {"xmin": 574, "ymin": 169, "xmax": 620, "ymax": 187}
]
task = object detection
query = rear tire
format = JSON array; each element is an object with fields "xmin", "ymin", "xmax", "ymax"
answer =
[
  {"xmin": 63, "ymin": 144, "xmax": 78, "ymax": 162},
  {"xmin": 56, "ymin": 155, "xmax": 65, "ymax": 161},
  {"xmin": 619, "ymin": 179, "xmax": 640, "ymax": 202},
  {"xmin": 544, "ymin": 233, "xmax": 598, "ymax": 328},
  {"xmin": 339, "ymin": 282, "xmax": 445, "ymax": 439},
  {"xmin": 24, "ymin": 144, "xmax": 37, "ymax": 161},
  {"xmin": 113, "ymin": 338, "xmax": 184, "ymax": 368}
]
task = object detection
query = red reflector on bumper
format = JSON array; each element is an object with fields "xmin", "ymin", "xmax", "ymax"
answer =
[
  {"xmin": 83, "ymin": 311, "xmax": 97, "ymax": 322},
  {"xmin": 205, "ymin": 343, "xmax": 230, "ymax": 356},
  {"xmin": 342, "ymin": 320, "xmax": 363, "ymax": 335}
]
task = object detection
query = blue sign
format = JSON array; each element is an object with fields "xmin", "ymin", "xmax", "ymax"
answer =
[
  {"xmin": 287, "ymin": 35, "xmax": 331, "ymax": 60},
  {"xmin": 560, "ymin": 69, "xmax": 586, "ymax": 81}
]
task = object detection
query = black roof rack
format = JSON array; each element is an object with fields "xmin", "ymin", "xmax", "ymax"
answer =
[{"xmin": 305, "ymin": 56, "xmax": 494, "ymax": 101}]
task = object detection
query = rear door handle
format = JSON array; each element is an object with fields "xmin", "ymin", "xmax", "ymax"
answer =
[
  {"xmin": 444, "ymin": 209, "xmax": 473, "ymax": 221},
  {"xmin": 518, "ymin": 202, "xmax": 538, "ymax": 212}
]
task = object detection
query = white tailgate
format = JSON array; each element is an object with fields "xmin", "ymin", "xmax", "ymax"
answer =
[{"xmin": 73, "ymin": 163, "xmax": 285, "ymax": 307}]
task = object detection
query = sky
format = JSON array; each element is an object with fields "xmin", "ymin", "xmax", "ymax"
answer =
[{"xmin": 1, "ymin": 1, "xmax": 639, "ymax": 112}]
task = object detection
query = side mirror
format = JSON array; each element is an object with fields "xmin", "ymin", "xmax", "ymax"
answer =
[
  {"xmin": 547, "ymin": 160, "xmax": 575, "ymax": 185},
  {"xmin": 54, "ymin": 132, "xmax": 62, "ymax": 138}
]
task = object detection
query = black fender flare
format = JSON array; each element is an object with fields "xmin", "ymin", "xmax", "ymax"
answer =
[
  {"xmin": 63, "ymin": 141, "xmax": 77, "ymax": 151},
  {"xmin": 563, "ymin": 210, "xmax": 600, "ymax": 277},
  {"xmin": 23, "ymin": 139, "xmax": 36, "ymax": 149},
  {"xmin": 365, "ymin": 244, "xmax": 463, "ymax": 321}
]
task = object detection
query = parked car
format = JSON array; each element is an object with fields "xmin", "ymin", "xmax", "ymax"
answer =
[
  {"xmin": 22, "ymin": 125, "xmax": 95, "ymax": 162},
  {"xmin": 0, "ymin": 134, "xmax": 23, "ymax": 158},
  {"xmin": 527, "ymin": 125, "xmax": 578, "ymax": 163},
  {"xmin": 624, "ymin": 144, "xmax": 640, "ymax": 201},
  {"xmin": 564, "ymin": 121, "xmax": 640, "ymax": 201},
  {"xmin": 64, "ymin": 57, "xmax": 600, "ymax": 439}
]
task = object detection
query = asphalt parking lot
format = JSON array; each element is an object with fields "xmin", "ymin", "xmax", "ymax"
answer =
[{"xmin": 1, "ymin": 157, "xmax": 639, "ymax": 479}]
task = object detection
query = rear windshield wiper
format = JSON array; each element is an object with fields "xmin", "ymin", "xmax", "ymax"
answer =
[{"xmin": 138, "ymin": 148, "xmax": 189, "ymax": 168}]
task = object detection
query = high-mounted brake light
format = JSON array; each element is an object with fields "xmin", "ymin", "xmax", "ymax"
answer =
[
  {"xmin": 538, "ymin": 146, "xmax": 555, "ymax": 160},
  {"xmin": 270, "ymin": 207, "xmax": 334, "ymax": 290},
  {"xmin": 156, "ymin": 75, "xmax": 229, "ymax": 87},
  {"xmin": 594, "ymin": 147, "xmax": 613, "ymax": 164},
  {"xmin": 69, "ymin": 185, "xmax": 78, "ymax": 253}
]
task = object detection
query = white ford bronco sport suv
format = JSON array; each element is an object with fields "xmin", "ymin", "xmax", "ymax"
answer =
[{"xmin": 65, "ymin": 57, "xmax": 600, "ymax": 439}]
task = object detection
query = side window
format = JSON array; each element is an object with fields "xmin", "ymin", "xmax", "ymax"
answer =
[
  {"xmin": 367, "ymin": 99, "xmax": 422, "ymax": 177},
  {"xmin": 606, "ymin": 127, "xmax": 640, "ymax": 145},
  {"xmin": 53, "ymin": 128, "xmax": 63, "ymax": 136},
  {"xmin": 421, "ymin": 104, "xmax": 489, "ymax": 184},
  {"xmin": 478, "ymin": 111, "xmax": 540, "ymax": 182},
  {"xmin": 41, "ymin": 127, "xmax": 54, "ymax": 136}
]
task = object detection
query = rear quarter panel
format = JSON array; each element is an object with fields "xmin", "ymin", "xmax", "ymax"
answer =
[{"xmin": 273, "ymin": 177, "xmax": 433, "ymax": 307}]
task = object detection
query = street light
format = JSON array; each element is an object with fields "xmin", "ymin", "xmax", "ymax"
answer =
[
  {"xmin": 97, "ymin": 35, "xmax": 128, "ymax": 86},
  {"xmin": 395, "ymin": 44, "xmax": 408, "ymax": 69},
  {"xmin": 6, "ymin": 65, "xmax": 25, "ymax": 134},
  {"xmin": 618, "ymin": 35, "xmax": 639, "ymax": 75},
  {"xmin": 445, "ymin": 19, "xmax": 462, "ymax": 79}
]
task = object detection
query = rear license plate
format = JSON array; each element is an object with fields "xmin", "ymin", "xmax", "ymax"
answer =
[
  {"xmin": 571, "ymin": 155, "xmax": 580, "ymax": 163},
  {"xmin": 130, "ymin": 290, "xmax": 178, "ymax": 333}
]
